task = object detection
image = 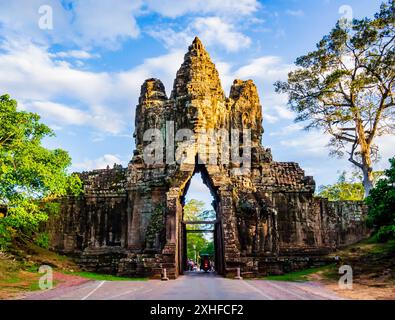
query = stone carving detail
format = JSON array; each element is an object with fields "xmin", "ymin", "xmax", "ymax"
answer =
[{"xmin": 48, "ymin": 38, "xmax": 369, "ymax": 278}]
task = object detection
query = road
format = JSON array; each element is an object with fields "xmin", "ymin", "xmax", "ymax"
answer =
[{"xmin": 25, "ymin": 271, "xmax": 344, "ymax": 300}]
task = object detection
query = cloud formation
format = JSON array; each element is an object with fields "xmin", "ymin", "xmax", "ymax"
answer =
[
  {"xmin": 0, "ymin": 0, "xmax": 141, "ymax": 49},
  {"xmin": 148, "ymin": 17, "xmax": 252, "ymax": 52},
  {"xmin": 73, "ymin": 154, "xmax": 124, "ymax": 171},
  {"xmin": 144, "ymin": 0, "xmax": 260, "ymax": 18}
]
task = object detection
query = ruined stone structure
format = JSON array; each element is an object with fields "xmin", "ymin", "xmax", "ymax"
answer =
[{"xmin": 49, "ymin": 38, "xmax": 369, "ymax": 278}]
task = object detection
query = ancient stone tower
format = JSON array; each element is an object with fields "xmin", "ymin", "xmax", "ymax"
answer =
[{"xmin": 49, "ymin": 38, "xmax": 368, "ymax": 278}]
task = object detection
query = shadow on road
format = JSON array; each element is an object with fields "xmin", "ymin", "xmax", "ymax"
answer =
[{"xmin": 183, "ymin": 271, "xmax": 219, "ymax": 278}]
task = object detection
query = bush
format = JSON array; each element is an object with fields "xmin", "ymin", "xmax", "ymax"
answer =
[
  {"xmin": 366, "ymin": 158, "xmax": 395, "ymax": 242},
  {"xmin": 34, "ymin": 232, "xmax": 49, "ymax": 249},
  {"xmin": 0, "ymin": 221, "xmax": 13, "ymax": 250}
]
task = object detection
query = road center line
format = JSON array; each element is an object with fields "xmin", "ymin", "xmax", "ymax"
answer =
[
  {"xmin": 107, "ymin": 288, "xmax": 139, "ymax": 300},
  {"xmin": 240, "ymin": 280, "xmax": 273, "ymax": 300},
  {"xmin": 264, "ymin": 281, "xmax": 308, "ymax": 300},
  {"xmin": 81, "ymin": 281, "xmax": 105, "ymax": 300}
]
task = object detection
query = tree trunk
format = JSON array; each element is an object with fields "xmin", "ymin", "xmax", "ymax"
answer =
[
  {"xmin": 361, "ymin": 151, "xmax": 374, "ymax": 198},
  {"xmin": 355, "ymin": 119, "xmax": 374, "ymax": 198}
]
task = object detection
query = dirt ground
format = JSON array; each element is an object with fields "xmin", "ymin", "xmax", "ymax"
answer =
[
  {"xmin": 0, "ymin": 240, "xmax": 86, "ymax": 300},
  {"xmin": 308, "ymin": 240, "xmax": 395, "ymax": 300}
]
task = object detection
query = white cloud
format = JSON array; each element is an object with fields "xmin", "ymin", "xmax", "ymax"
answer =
[
  {"xmin": 69, "ymin": 0, "xmax": 141, "ymax": 48},
  {"xmin": 27, "ymin": 101, "xmax": 124, "ymax": 134},
  {"xmin": 115, "ymin": 49, "xmax": 185, "ymax": 102},
  {"xmin": 285, "ymin": 9, "xmax": 305, "ymax": 17},
  {"xmin": 29, "ymin": 101, "xmax": 90, "ymax": 125},
  {"xmin": 0, "ymin": 0, "xmax": 259, "ymax": 50},
  {"xmin": 148, "ymin": 17, "xmax": 251, "ymax": 52},
  {"xmin": 144, "ymin": 0, "xmax": 260, "ymax": 18},
  {"xmin": 192, "ymin": 17, "xmax": 251, "ymax": 52},
  {"xmin": 280, "ymin": 132, "xmax": 331, "ymax": 156},
  {"xmin": 0, "ymin": 39, "xmax": 184, "ymax": 135},
  {"xmin": 235, "ymin": 56, "xmax": 294, "ymax": 82},
  {"xmin": 0, "ymin": 0, "xmax": 141, "ymax": 49},
  {"xmin": 278, "ymin": 131, "xmax": 395, "ymax": 175},
  {"xmin": 73, "ymin": 154, "xmax": 124, "ymax": 171},
  {"xmin": 376, "ymin": 135, "xmax": 395, "ymax": 170},
  {"xmin": 50, "ymin": 50, "xmax": 99, "ymax": 60},
  {"xmin": 217, "ymin": 55, "xmax": 295, "ymax": 123},
  {"xmin": 0, "ymin": 39, "xmax": 112, "ymax": 104},
  {"xmin": 270, "ymin": 124, "xmax": 304, "ymax": 136}
]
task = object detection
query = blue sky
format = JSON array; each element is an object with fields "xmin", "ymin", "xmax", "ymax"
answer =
[{"xmin": 0, "ymin": 0, "xmax": 393, "ymax": 208}]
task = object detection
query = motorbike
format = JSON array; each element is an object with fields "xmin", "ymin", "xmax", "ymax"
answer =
[{"xmin": 200, "ymin": 254, "xmax": 211, "ymax": 273}]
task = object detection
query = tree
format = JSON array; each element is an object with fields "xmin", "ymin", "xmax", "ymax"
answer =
[
  {"xmin": 183, "ymin": 199, "xmax": 206, "ymax": 222},
  {"xmin": 275, "ymin": 0, "xmax": 395, "ymax": 197},
  {"xmin": 183, "ymin": 199, "xmax": 216, "ymax": 261},
  {"xmin": 366, "ymin": 157, "xmax": 395, "ymax": 242},
  {"xmin": 0, "ymin": 94, "xmax": 82, "ymax": 249},
  {"xmin": 183, "ymin": 199, "xmax": 216, "ymax": 226},
  {"xmin": 317, "ymin": 171, "xmax": 364, "ymax": 201}
]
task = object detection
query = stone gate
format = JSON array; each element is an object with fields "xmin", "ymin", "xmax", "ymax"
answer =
[{"xmin": 48, "ymin": 38, "xmax": 369, "ymax": 278}]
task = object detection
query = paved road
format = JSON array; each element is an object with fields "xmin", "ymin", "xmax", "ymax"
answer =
[{"xmin": 26, "ymin": 272, "xmax": 344, "ymax": 300}]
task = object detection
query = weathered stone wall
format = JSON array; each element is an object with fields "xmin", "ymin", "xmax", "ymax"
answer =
[
  {"xmin": 321, "ymin": 200, "xmax": 369, "ymax": 248},
  {"xmin": 48, "ymin": 167, "xmax": 128, "ymax": 254}
]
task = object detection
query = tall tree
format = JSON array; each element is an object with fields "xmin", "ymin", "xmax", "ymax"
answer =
[
  {"xmin": 275, "ymin": 0, "xmax": 395, "ymax": 197},
  {"xmin": 0, "ymin": 94, "xmax": 81, "ymax": 249}
]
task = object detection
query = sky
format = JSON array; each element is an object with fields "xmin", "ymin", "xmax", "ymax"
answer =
[{"xmin": 0, "ymin": 0, "xmax": 393, "ymax": 209}]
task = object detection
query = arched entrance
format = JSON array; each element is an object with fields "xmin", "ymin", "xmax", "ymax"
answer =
[{"xmin": 177, "ymin": 163, "xmax": 225, "ymax": 275}]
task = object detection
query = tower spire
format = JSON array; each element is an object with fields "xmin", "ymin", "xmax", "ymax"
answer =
[{"xmin": 171, "ymin": 37, "xmax": 224, "ymax": 99}]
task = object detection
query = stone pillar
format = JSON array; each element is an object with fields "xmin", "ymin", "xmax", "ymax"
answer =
[
  {"xmin": 218, "ymin": 187, "xmax": 240, "ymax": 273},
  {"xmin": 166, "ymin": 188, "xmax": 181, "ymax": 244},
  {"xmin": 270, "ymin": 208, "xmax": 279, "ymax": 255},
  {"xmin": 127, "ymin": 191, "xmax": 143, "ymax": 250},
  {"xmin": 162, "ymin": 187, "xmax": 182, "ymax": 278}
]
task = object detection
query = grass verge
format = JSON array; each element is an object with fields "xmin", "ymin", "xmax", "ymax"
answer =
[
  {"xmin": 65, "ymin": 271, "xmax": 147, "ymax": 281},
  {"xmin": 262, "ymin": 265, "xmax": 336, "ymax": 282}
]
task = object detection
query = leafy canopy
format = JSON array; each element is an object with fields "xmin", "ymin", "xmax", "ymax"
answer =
[
  {"xmin": 366, "ymin": 157, "xmax": 395, "ymax": 242},
  {"xmin": 317, "ymin": 171, "xmax": 365, "ymax": 201},
  {"xmin": 183, "ymin": 199, "xmax": 216, "ymax": 261},
  {"xmin": 317, "ymin": 171, "xmax": 384, "ymax": 201},
  {"xmin": 0, "ymin": 94, "xmax": 82, "ymax": 249}
]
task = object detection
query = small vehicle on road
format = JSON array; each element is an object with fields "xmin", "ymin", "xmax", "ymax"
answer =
[{"xmin": 200, "ymin": 254, "xmax": 211, "ymax": 272}]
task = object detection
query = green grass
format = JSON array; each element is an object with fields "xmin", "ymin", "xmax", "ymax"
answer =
[
  {"xmin": 261, "ymin": 265, "xmax": 335, "ymax": 282},
  {"xmin": 66, "ymin": 271, "xmax": 148, "ymax": 281},
  {"xmin": 3, "ymin": 274, "xmax": 22, "ymax": 284}
]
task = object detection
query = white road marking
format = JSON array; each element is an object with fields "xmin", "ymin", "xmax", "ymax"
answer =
[
  {"xmin": 107, "ymin": 288, "xmax": 139, "ymax": 300},
  {"xmin": 81, "ymin": 281, "xmax": 105, "ymax": 300},
  {"xmin": 240, "ymin": 280, "xmax": 274, "ymax": 300},
  {"xmin": 264, "ymin": 281, "xmax": 309, "ymax": 300}
]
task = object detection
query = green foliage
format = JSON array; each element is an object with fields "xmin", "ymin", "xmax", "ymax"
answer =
[
  {"xmin": 366, "ymin": 158, "xmax": 395, "ymax": 242},
  {"xmin": 275, "ymin": 0, "xmax": 395, "ymax": 196},
  {"xmin": 318, "ymin": 171, "xmax": 364, "ymax": 201},
  {"xmin": 187, "ymin": 233, "xmax": 208, "ymax": 261},
  {"xmin": 0, "ymin": 94, "xmax": 82, "ymax": 249},
  {"xmin": 34, "ymin": 232, "xmax": 49, "ymax": 249},
  {"xmin": 184, "ymin": 199, "xmax": 216, "ymax": 225},
  {"xmin": 262, "ymin": 265, "xmax": 335, "ymax": 282},
  {"xmin": 145, "ymin": 204, "xmax": 165, "ymax": 247},
  {"xmin": 183, "ymin": 199, "xmax": 205, "ymax": 221},
  {"xmin": 184, "ymin": 200, "xmax": 216, "ymax": 261}
]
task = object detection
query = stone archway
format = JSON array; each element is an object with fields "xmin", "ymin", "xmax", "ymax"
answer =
[
  {"xmin": 176, "ymin": 163, "xmax": 225, "ymax": 275},
  {"xmin": 47, "ymin": 37, "xmax": 370, "ymax": 280},
  {"xmin": 164, "ymin": 161, "xmax": 231, "ymax": 278}
]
